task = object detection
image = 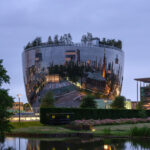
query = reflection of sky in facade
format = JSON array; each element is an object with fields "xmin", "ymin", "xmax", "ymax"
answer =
[{"xmin": 22, "ymin": 44, "xmax": 124, "ymax": 111}]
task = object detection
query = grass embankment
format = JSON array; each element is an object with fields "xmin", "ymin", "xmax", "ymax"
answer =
[
  {"xmin": 10, "ymin": 122, "xmax": 77, "ymax": 134},
  {"xmin": 94, "ymin": 123, "xmax": 150, "ymax": 137},
  {"xmin": 9, "ymin": 122, "xmax": 150, "ymax": 138}
]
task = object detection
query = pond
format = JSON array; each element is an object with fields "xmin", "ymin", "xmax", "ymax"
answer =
[{"xmin": 1, "ymin": 137, "xmax": 150, "ymax": 150}]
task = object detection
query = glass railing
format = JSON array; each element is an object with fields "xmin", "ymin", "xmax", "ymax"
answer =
[{"xmin": 24, "ymin": 42, "xmax": 122, "ymax": 51}]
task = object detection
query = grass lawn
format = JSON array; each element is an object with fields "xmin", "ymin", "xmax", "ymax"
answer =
[
  {"xmin": 10, "ymin": 121, "xmax": 150, "ymax": 137},
  {"xmin": 93, "ymin": 122, "xmax": 150, "ymax": 136},
  {"xmin": 10, "ymin": 122, "xmax": 77, "ymax": 134}
]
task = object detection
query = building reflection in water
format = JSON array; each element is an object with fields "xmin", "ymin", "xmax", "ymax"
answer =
[{"xmin": 3, "ymin": 137, "xmax": 150, "ymax": 150}]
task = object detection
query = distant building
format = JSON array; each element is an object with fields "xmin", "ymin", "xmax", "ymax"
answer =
[
  {"xmin": 12, "ymin": 102, "xmax": 24, "ymax": 112},
  {"xmin": 95, "ymin": 99, "xmax": 132, "ymax": 109},
  {"xmin": 131, "ymin": 101, "xmax": 137, "ymax": 109},
  {"xmin": 94, "ymin": 99, "xmax": 112, "ymax": 109},
  {"xmin": 135, "ymin": 78, "xmax": 150, "ymax": 109},
  {"xmin": 125, "ymin": 99, "xmax": 132, "ymax": 109}
]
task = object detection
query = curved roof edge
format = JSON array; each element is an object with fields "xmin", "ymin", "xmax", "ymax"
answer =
[{"xmin": 24, "ymin": 43, "xmax": 123, "ymax": 52}]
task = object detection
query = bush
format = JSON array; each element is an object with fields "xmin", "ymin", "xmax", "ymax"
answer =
[
  {"xmin": 129, "ymin": 126, "xmax": 150, "ymax": 137},
  {"xmin": 40, "ymin": 108, "xmax": 150, "ymax": 125},
  {"xmin": 138, "ymin": 110, "xmax": 147, "ymax": 118},
  {"xmin": 80, "ymin": 95, "xmax": 97, "ymax": 108},
  {"xmin": 40, "ymin": 91, "xmax": 54, "ymax": 108},
  {"xmin": 111, "ymin": 96, "xmax": 126, "ymax": 109}
]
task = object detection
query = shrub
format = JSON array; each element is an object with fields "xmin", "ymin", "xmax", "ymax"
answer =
[
  {"xmin": 40, "ymin": 107, "xmax": 150, "ymax": 124},
  {"xmin": 40, "ymin": 91, "xmax": 54, "ymax": 108},
  {"xmin": 80, "ymin": 95, "xmax": 97, "ymax": 108},
  {"xmin": 111, "ymin": 96, "xmax": 126, "ymax": 109},
  {"xmin": 138, "ymin": 110, "xmax": 147, "ymax": 118},
  {"xmin": 129, "ymin": 126, "xmax": 150, "ymax": 137}
]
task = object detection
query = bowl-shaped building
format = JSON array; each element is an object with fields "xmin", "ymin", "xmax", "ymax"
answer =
[{"xmin": 22, "ymin": 40, "xmax": 124, "ymax": 112}]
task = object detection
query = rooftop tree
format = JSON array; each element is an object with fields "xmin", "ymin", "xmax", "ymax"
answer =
[
  {"xmin": 54, "ymin": 35, "xmax": 59, "ymax": 44},
  {"xmin": 48, "ymin": 36, "xmax": 53, "ymax": 44},
  {"xmin": 32, "ymin": 37, "xmax": 42, "ymax": 46},
  {"xmin": 81, "ymin": 34, "xmax": 87, "ymax": 44},
  {"xmin": 67, "ymin": 33, "xmax": 72, "ymax": 44},
  {"xmin": 59, "ymin": 36, "xmax": 65, "ymax": 44},
  {"xmin": 86, "ymin": 32, "xmax": 93, "ymax": 41}
]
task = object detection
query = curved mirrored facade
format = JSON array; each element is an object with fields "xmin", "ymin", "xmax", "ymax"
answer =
[{"xmin": 22, "ymin": 43, "xmax": 124, "ymax": 112}]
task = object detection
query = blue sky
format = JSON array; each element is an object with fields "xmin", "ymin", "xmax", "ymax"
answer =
[{"xmin": 1, "ymin": 0, "xmax": 150, "ymax": 102}]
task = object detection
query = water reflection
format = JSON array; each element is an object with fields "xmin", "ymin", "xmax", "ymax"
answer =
[{"xmin": 1, "ymin": 137, "xmax": 150, "ymax": 150}]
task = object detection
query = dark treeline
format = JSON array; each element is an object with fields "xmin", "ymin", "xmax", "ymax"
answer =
[
  {"xmin": 99, "ymin": 38, "xmax": 122, "ymax": 49},
  {"xmin": 81, "ymin": 33, "xmax": 122, "ymax": 49},
  {"xmin": 25, "ymin": 33, "xmax": 72, "ymax": 49},
  {"xmin": 24, "ymin": 32, "xmax": 122, "ymax": 49},
  {"xmin": 48, "ymin": 63, "xmax": 92, "ymax": 83}
]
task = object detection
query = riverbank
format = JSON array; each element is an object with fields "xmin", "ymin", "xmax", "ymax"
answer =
[{"xmin": 6, "ymin": 121, "xmax": 150, "ymax": 138}]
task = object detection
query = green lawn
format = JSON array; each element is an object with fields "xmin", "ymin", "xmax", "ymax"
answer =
[
  {"xmin": 93, "ymin": 122, "xmax": 150, "ymax": 136},
  {"xmin": 11, "ymin": 121, "xmax": 43, "ymax": 129},
  {"xmin": 10, "ymin": 122, "xmax": 77, "ymax": 134},
  {"xmin": 10, "ymin": 121, "xmax": 150, "ymax": 137}
]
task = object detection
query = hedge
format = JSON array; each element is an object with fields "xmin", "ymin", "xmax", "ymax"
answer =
[{"xmin": 40, "ymin": 108, "xmax": 150, "ymax": 124}]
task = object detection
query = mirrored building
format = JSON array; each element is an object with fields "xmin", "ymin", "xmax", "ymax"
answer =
[{"xmin": 22, "ymin": 37, "xmax": 124, "ymax": 112}]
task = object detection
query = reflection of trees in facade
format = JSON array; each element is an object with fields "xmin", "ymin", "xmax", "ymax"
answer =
[
  {"xmin": 25, "ymin": 64, "xmax": 46, "ymax": 105},
  {"xmin": 48, "ymin": 63, "xmax": 90, "ymax": 83},
  {"xmin": 47, "ymin": 58, "xmax": 121, "ymax": 99}
]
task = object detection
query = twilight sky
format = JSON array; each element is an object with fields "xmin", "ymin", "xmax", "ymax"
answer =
[{"xmin": 1, "ymin": 0, "xmax": 150, "ymax": 103}]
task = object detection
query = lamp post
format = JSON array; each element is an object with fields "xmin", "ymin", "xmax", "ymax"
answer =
[{"xmin": 17, "ymin": 94, "xmax": 22, "ymax": 123}]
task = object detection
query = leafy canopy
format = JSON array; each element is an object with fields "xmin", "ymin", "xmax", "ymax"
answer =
[
  {"xmin": 40, "ymin": 91, "xmax": 54, "ymax": 108},
  {"xmin": 23, "ymin": 103, "xmax": 31, "ymax": 111},
  {"xmin": 0, "ymin": 60, "xmax": 9, "ymax": 86},
  {"xmin": 80, "ymin": 95, "xmax": 97, "ymax": 108},
  {"xmin": 0, "ymin": 59, "xmax": 13, "ymax": 142},
  {"xmin": 111, "ymin": 96, "xmax": 126, "ymax": 109}
]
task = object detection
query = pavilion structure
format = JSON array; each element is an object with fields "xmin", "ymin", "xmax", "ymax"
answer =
[{"xmin": 134, "ymin": 78, "xmax": 150, "ymax": 109}]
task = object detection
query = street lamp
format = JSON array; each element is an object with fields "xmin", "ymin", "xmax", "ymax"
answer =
[{"xmin": 17, "ymin": 94, "xmax": 22, "ymax": 123}]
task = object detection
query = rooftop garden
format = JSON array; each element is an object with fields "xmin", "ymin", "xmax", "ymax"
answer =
[{"xmin": 24, "ymin": 33, "xmax": 122, "ymax": 50}]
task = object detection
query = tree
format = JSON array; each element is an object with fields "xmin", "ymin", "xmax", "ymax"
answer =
[
  {"xmin": 59, "ymin": 35, "xmax": 66, "ymax": 44},
  {"xmin": 40, "ymin": 91, "xmax": 54, "ymax": 108},
  {"xmin": 0, "ymin": 60, "xmax": 13, "ymax": 142},
  {"xmin": 0, "ymin": 60, "xmax": 9, "ymax": 86},
  {"xmin": 80, "ymin": 95, "xmax": 97, "ymax": 108},
  {"xmin": 48, "ymin": 36, "xmax": 53, "ymax": 44},
  {"xmin": 25, "ymin": 42, "xmax": 31, "ymax": 49},
  {"xmin": 111, "ymin": 96, "xmax": 126, "ymax": 109},
  {"xmin": 54, "ymin": 35, "xmax": 59, "ymax": 44},
  {"xmin": 86, "ymin": 32, "xmax": 93, "ymax": 41},
  {"xmin": 81, "ymin": 35, "xmax": 87, "ymax": 44},
  {"xmin": 23, "ymin": 103, "xmax": 31, "ymax": 112},
  {"xmin": 136, "ymin": 101, "xmax": 144, "ymax": 110},
  {"xmin": 32, "ymin": 37, "xmax": 42, "ymax": 46},
  {"xmin": 67, "ymin": 33, "xmax": 72, "ymax": 44}
]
